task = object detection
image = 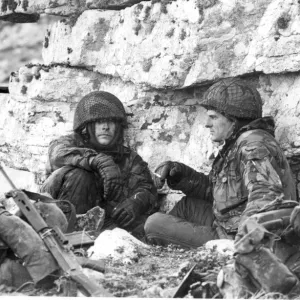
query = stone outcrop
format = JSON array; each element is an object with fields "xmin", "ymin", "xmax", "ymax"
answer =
[
  {"xmin": 1, "ymin": 0, "xmax": 300, "ymax": 207},
  {"xmin": 0, "ymin": 0, "xmax": 148, "ymax": 21},
  {"xmin": 0, "ymin": 16, "xmax": 57, "ymax": 85},
  {"xmin": 87, "ymin": 227, "xmax": 150, "ymax": 264}
]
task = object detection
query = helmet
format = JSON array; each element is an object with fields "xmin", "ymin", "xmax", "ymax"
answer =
[
  {"xmin": 200, "ymin": 78, "xmax": 262, "ymax": 119},
  {"xmin": 73, "ymin": 91, "xmax": 127, "ymax": 133}
]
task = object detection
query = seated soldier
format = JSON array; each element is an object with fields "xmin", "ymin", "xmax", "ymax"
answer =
[
  {"xmin": 145, "ymin": 78, "xmax": 300, "ymax": 296},
  {"xmin": 41, "ymin": 91, "xmax": 158, "ymax": 235}
]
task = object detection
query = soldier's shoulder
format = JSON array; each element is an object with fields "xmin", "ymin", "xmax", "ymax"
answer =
[
  {"xmin": 236, "ymin": 130, "xmax": 278, "ymax": 160},
  {"xmin": 123, "ymin": 146, "xmax": 149, "ymax": 164},
  {"xmin": 237, "ymin": 129, "xmax": 275, "ymax": 145},
  {"xmin": 49, "ymin": 133, "xmax": 80, "ymax": 146},
  {"xmin": 123, "ymin": 146, "xmax": 139, "ymax": 158}
]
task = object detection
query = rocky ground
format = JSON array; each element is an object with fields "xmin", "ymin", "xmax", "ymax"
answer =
[
  {"xmin": 0, "ymin": 240, "xmax": 289, "ymax": 299},
  {"xmin": 0, "ymin": 240, "xmax": 231, "ymax": 298}
]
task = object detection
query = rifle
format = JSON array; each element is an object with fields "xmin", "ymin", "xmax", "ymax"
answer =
[{"xmin": 0, "ymin": 164, "xmax": 111, "ymax": 297}]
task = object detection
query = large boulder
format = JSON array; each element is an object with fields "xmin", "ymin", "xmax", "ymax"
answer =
[{"xmin": 87, "ymin": 227, "xmax": 150, "ymax": 264}]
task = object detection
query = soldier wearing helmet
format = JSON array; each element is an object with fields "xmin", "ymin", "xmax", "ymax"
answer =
[
  {"xmin": 145, "ymin": 77, "xmax": 297, "ymax": 243},
  {"xmin": 144, "ymin": 78, "xmax": 300, "ymax": 295},
  {"xmin": 41, "ymin": 91, "xmax": 157, "ymax": 235}
]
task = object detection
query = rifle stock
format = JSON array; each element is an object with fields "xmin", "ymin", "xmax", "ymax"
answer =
[{"xmin": 0, "ymin": 165, "xmax": 111, "ymax": 297}]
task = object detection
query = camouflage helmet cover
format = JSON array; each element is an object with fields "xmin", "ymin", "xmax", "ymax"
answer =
[
  {"xmin": 73, "ymin": 91, "xmax": 127, "ymax": 132},
  {"xmin": 200, "ymin": 78, "xmax": 263, "ymax": 119}
]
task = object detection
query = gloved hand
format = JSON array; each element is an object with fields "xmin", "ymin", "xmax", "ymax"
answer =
[
  {"xmin": 290, "ymin": 205, "xmax": 300, "ymax": 237},
  {"xmin": 154, "ymin": 161, "xmax": 183, "ymax": 187},
  {"xmin": 111, "ymin": 199, "xmax": 139, "ymax": 228},
  {"xmin": 90, "ymin": 153, "xmax": 123, "ymax": 202}
]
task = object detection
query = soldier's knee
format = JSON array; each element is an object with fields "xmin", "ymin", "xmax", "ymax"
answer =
[
  {"xmin": 42, "ymin": 166, "xmax": 96, "ymax": 197},
  {"xmin": 144, "ymin": 212, "xmax": 167, "ymax": 235},
  {"xmin": 64, "ymin": 167, "xmax": 95, "ymax": 184}
]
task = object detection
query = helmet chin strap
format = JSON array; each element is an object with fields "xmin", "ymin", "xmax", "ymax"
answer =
[{"xmin": 224, "ymin": 121, "xmax": 236, "ymax": 141}]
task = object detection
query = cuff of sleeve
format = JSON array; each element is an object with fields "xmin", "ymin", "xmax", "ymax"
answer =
[{"xmin": 82, "ymin": 154, "xmax": 97, "ymax": 171}]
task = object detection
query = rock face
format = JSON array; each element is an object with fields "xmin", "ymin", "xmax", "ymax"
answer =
[
  {"xmin": 1, "ymin": 0, "xmax": 300, "ymax": 207},
  {"xmin": 42, "ymin": 0, "xmax": 300, "ymax": 88},
  {"xmin": 3, "ymin": 64, "xmax": 212, "ymax": 178},
  {"xmin": 0, "ymin": 16, "xmax": 57, "ymax": 85},
  {"xmin": 0, "ymin": 0, "xmax": 146, "ymax": 19}
]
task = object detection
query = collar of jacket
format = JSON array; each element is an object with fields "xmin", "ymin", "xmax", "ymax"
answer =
[
  {"xmin": 236, "ymin": 116, "xmax": 275, "ymax": 137},
  {"xmin": 221, "ymin": 116, "xmax": 274, "ymax": 156},
  {"xmin": 211, "ymin": 116, "xmax": 275, "ymax": 172}
]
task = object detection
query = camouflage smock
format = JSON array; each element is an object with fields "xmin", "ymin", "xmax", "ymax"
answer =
[
  {"xmin": 44, "ymin": 133, "xmax": 158, "ymax": 214},
  {"xmin": 168, "ymin": 117, "xmax": 297, "ymax": 234}
]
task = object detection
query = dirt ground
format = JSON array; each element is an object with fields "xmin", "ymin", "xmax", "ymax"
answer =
[
  {"xmin": 0, "ymin": 241, "xmax": 290, "ymax": 299},
  {"xmin": 100, "ymin": 244, "xmax": 230, "ymax": 298},
  {"xmin": 0, "ymin": 243, "xmax": 232, "ymax": 298}
]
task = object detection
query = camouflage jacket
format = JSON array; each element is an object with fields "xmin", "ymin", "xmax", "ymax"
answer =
[
  {"xmin": 45, "ymin": 133, "xmax": 158, "ymax": 214},
  {"xmin": 168, "ymin": 117, "xmax": 297, "ymax": 234}
]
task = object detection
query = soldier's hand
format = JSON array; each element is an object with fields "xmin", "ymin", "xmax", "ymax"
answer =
[
  {"xmin": 290, "ymin": 205, "xmax": 300, "ymax": 237},
  {"xmin": 154, "ymin": 161, "xmax": 183, "ymax": 184},
  {"xmin": 111, "ymin": 200, "xmax": 136, "ymax": 228},
  {"xmin": 90, "ymin": 153, "xmax": 123, "ymax": 201}
]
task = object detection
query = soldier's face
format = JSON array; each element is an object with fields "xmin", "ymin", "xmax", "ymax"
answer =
[
  {"xmin": 205, "ymin": 110, "xmax": 235, "ymax": 142},
  {"xmin": 95, "ymin": 121, "xmax": 116, "ymax": 145}
]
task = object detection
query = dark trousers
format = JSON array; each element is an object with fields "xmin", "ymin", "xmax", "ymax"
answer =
[
  {"xmin": 42, "ymin": 166, "xmax": 148, "ymax": 235},
  {"xmin": 144, "ymin": 196, "xmax": 219, "ymax": 248},
  {"xmin": 41, "ymin": 166, "xmax": 103, "ymax": 214}
]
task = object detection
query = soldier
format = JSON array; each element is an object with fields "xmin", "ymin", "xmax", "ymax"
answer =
[
  {"xmin": 145, "ymin": 78, "xmax": 300, "ymax": 295},
  {"xmin": 41, "ymin": 91, "xmax": 157, "ymax": 235}
]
